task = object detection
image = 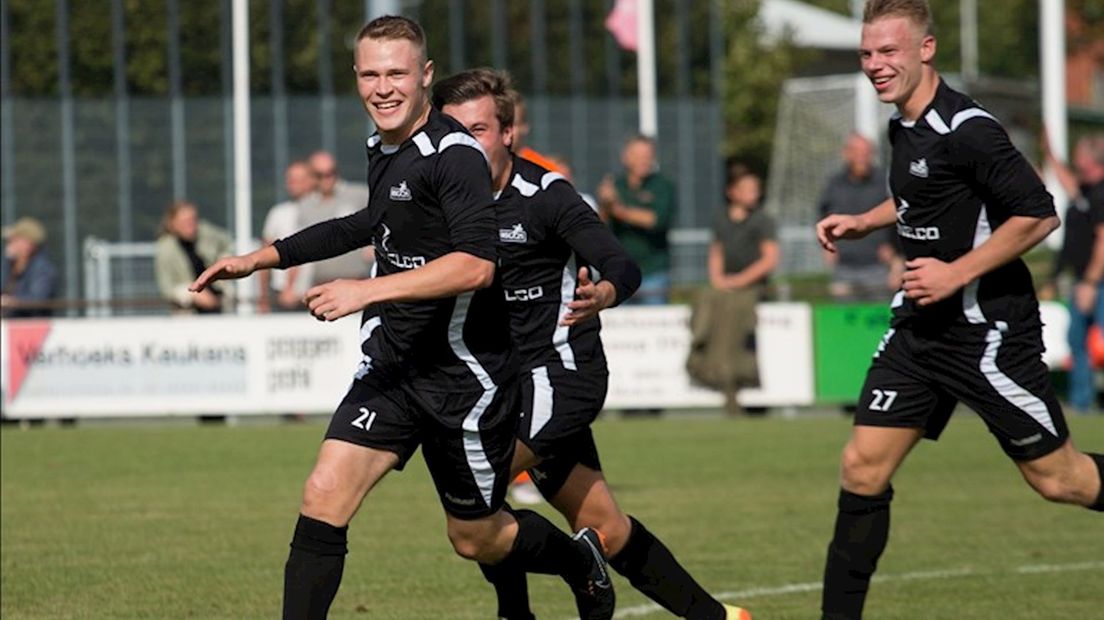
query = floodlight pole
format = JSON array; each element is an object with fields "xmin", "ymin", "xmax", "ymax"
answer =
[{"xmin": 232, "ymin": 0, "xmax": 254, "ymax": 313}]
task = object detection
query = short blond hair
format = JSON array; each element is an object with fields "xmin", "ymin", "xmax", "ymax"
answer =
[
  {"xmin": 863, "ymin": 0, "xmax": 932, "ymax": 35},
  {"xmin": 355, "ymin": 15, "xmax": 428, "ymax": 63}
]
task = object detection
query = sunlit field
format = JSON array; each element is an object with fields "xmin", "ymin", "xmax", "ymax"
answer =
[{"xmin": 3, "ymin": 413, "xmax": 1101, "ymax": 619}]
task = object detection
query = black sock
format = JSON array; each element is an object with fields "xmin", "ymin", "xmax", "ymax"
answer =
[
  {"xmin": 283, "ymin": 514, "xmax": 348, "ymax": 620},
  {"xmin": 504, "ymin": 508, "xmax": 589, "ymax": 583},
  {"xmin": 821, "ymin": 486, "xmax": 894, "ymax": 620},
  {"xmin": 608, "ymin": 516, "xmax": 724, "ymax": 620},
  {"xmin": 1089, "ymin": 453, "xmax": 1104, "ymax": 512},
  {"xmin": 479, "ymin": 560, "xmax": 535, "ymax": 620}
]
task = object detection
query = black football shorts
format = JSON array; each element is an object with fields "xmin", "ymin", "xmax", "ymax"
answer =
[
  {"xmin": 854, "ymin": 321, "xmax": 1069, "ymax": 461},
  {"xmin": 325, "ymin": 375, "xmax": 520, "ymax": 519}
]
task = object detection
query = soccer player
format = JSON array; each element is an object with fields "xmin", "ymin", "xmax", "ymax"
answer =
[
  {"xmin": 433, "ymin": 68, "xmax": 752, "ymax": 620},
  {"xmin": 190, "ymin": 16, "xmax": 613, "ymax": 620},
  {"xmin": 815, "ymin": 2, "xmax": 1104, "ymax": 618}
]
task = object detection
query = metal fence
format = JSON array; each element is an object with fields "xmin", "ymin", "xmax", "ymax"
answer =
[{"xmin": 1, "ymin": 0, "xmax": 730, "ymax": 312}]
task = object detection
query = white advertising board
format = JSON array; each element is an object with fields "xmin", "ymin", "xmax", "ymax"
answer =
[
  {"xmin": 601, "ymin": 303, "xmax": 815, "ymax": 409},
  {"xmin": 0, "ymin": 315, "xmax": 363, "ymax": 418}
]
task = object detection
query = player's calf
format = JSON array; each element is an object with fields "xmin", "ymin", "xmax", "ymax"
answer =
[{"xmin": 1017, "ymin": 443, "xmax": 1104, "ymax": 508}]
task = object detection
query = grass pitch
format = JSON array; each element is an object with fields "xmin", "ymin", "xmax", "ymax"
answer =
[{"xmin": 2, "ymin": 413, "xmax": 1102, "ymax": 619}]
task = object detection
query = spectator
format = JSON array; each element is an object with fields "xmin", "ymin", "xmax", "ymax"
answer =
[
  {"xmin": 818, "ymin": 133, "xmax": 902, "ymax": 301},
  {"xmin": 687, "ymin": 167, "xmax": 779, "ymax": 415},
  {"xmin": 154, "ymin": 200, "xmax": 234, "ymax": 314},
  {"xmin": 1, "ymin": 217, "xmax": 58, "ymax": 318},
  {"xmin": 1045, "ymin": 134, "xmax": 1104, "ymax": 413},
  {"xmin": 258, "ymin": 160, "xmax": 315, "ymax": 312},
  {"xmin": 597, "ymin": 135, "xmax": 676, "ymax": 305},
  {"xmin": 298, "ymin": 151, "xmax": 372, "ymax": 286}
]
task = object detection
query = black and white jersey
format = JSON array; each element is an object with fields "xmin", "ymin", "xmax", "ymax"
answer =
[
  {"xmin": 275, "ymin": 108, "xmax": 515, "ymax": 392},
  {"xmin": 495, "ymin": 155, "xmax": 641, "ymax": 370},
  {"xmin": 886, "ymin": 80, "xmax": 1054, "ymax": 335}
]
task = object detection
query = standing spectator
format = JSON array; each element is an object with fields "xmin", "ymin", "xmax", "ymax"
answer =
[
  {"xmin": 819, "ymin": 133, "xmax": 901, "ymax": 301},
  {"xmin": 258, "ymin": 160, "xmax": 316, "ymax": 312},
  {"xmin": 1045, "ymin": 134, "xmax": 1104, "ymax": 413},
  {"xmin": 154, "ymin": 200, "xmax": 234, "ymax": 314},
  {"xmin": 687, "ymin": 168, "xmax": 780, "ymax": 415},
  {"xmin": 299, "ymin": 150, "xmax": 373, "ymax": 286},
  {"xmin": 597, "ymin": 135, "xmax": 676, "ymax": 305},
  {"xmin": 0, "ymin": 217, "xmax": 58, "ymax": 318}
]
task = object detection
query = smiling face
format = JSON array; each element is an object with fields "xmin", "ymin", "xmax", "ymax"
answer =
[
  {"xmin": 442, "ymin": 95, "xmax": 514, "ymax": 191},
  {"xmin": 859, "ymin": 15, "xmax": 936, "ymax": 119},
  {"xmin": 354, "ymin": 36, "xmax": 433, "ymax": 145}
]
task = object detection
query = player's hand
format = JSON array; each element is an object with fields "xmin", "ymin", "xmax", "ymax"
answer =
[
  {"xmin": 596, "ymin": 175, "xmax": 618, "ymax": 205},
  {"xmin": 193, "ymin": 289, "xmax": 222, "ymax": 311},
  {"xmin": 816, "ymin": 214, "xmax": 868, "ymax": 252},
  {"xmin": 306, "ymin": 279, "xmax": 372, "ymax": 322},
  {"xmin": 1074, "ymin": 281, "xmax": 1098, "ymax": 314},
  {"xmin": 561, "ymin": 267, "xmax": 615, "ymax": 326},
  {"xmin": 190, "ymin": 255, "xmax": 259, "ymax": 292},
  {"xmin": 901, "ymin": 257, "xmax": 966, "ymax": 306},
  {"xmin": 278, "ymin": 286, "xmax": 301, "ymax": 310}
]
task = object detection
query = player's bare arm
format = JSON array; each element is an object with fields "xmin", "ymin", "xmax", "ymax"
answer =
[
  {"xmin": 903, "ymin": 214, "xmax": 1059, "ymax": 306},
  {"xmin": 816, "ymin": 197, "xmax": 897, "ymax": 252},
  {"xmin": 189, "ymin": 245, "xmax": 282, "ymax": 293},
  {"xmin": 306, "ymin": 251, "xmax": 494, "ymax": 321}
]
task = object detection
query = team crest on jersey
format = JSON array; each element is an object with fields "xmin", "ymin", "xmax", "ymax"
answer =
[
  {"xmin": 909, "ymin": 158, "xmax": 929, "ymax": 178},
  {"xmin": 389, "ymin": 180, "xmax": 412, "ymax": 201},
  {"xmin": 499, "ymin": 223, "xmax": 528, "ymax": 243}
]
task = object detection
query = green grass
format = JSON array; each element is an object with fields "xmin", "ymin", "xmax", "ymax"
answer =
[{"xmin": 2, "ymin": 414, "xmax": 1102, "ymax": 619}]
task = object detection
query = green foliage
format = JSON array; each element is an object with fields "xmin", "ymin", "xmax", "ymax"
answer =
[
  {"xmin": 721, "ymin": 1, "xmax": 811, "ymax": 169},
  {"xmin": 2, "ymin": 416, "xmax": 1102, "ymax": 618}
]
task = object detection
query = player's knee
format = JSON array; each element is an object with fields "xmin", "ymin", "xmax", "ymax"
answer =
[
  {"xmin": 300, "ymin": 467, "xmax": 343, "ymax": 516},
  {"xmin": 840, "ymin": 444, "xmax": 892, "ymax": 495},
  {"xmin": 446, "ymin": 527, "xmax": 494, "ymax": 562}
]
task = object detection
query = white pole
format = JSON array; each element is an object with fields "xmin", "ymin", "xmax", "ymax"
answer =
[
  {"xmin": 232, "ymin": 0, "xmax": 254, "ymax": 312},
  {"xmin": 960, "ymin": 0, "xmax": 978, "ymax": 83},
  {"xmin": 637, "ymin": 0, "xmax": 657, "ymax": 138},
  {"xmin": 854, "ymin": 73, "xmax": 879, "ymax": 141},
  {"xmin": 1040, "ymin": 0, "xmax": 1068, "ymax": 249}
]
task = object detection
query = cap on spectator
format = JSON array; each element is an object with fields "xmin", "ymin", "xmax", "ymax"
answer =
[{"xmin": 2, "ymin": 217, "xmax": 47, "ymax": 245}]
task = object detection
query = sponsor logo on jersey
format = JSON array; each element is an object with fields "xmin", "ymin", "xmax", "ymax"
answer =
[
  {"xmin": 389, "ymin": 180, "xmax": 412, "ymax": 201},
  {"xmin": 896, "ymin": 199, "xmax": 909, "ymax": 223},
  {"xmin": 909, "ymin": 157, "xmax": 929, "ymax": 178},
  {"xmin": 894, "ymin": 198, "xmax": 940, "ymax": 240},
  {"xmin": 504, "ymin": 285, "xmax": 544, "ymax": 301},
  {"xmin": 378, "ymin": 223, "xmax": 427, "ymax": 269},
  {"xmin": 499, "ymin": 223, "xmax": 528, "ymax": 243}
]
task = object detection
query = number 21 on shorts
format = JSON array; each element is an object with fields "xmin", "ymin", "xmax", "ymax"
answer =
[
  {"xmin": 869, "ymin": 389, "xmax": 898, "ymax": 412},
  {"xmin": 352, "ymin": 407, "xmax": 377, "ymax": 431}
]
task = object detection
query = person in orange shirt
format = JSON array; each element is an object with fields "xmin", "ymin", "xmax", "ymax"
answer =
[{"xmin": 512, "ymin": 94, "xmax": 567, "ymax": 175}]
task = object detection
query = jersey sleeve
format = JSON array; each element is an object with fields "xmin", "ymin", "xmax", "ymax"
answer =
[
  {"xmin": 433, "ymin": 141, "xmax": 497, "ymax": 263},
  {"xmin": 547, "ymin": 179, "xmax": 642, "ymax": 306},
  {"xmin": 273, "ymin": 208, "xmax": 375, "ymax": 269},
  {"xmin": 951, "ymin": 116, "xmax": 1055, "ymax": 219}
]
